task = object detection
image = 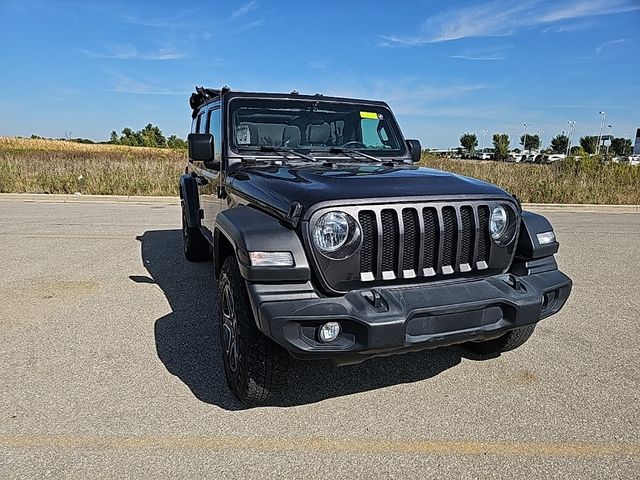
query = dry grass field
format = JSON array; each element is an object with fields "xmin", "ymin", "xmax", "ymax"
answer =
[
  {"xmin": 0, "ymin": 137, "xmax": 185, "ymax": 196},
  {"xmin": 1, "ymin": 137, "xmax": 638, "ymax": 204},
  {"xmin": 421, "ymin": 155, "xmax": 640, "ymax": 205}
]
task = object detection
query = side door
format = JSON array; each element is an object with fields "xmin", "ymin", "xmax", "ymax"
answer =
[{"xmin": 199, "ymin": 105, "xmax": 223, "ymax": 234}]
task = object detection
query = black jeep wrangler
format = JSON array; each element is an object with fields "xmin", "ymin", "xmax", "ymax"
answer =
[{"xmin": 180, "ymin": 86, "xmax": 572, "ymax": 405}]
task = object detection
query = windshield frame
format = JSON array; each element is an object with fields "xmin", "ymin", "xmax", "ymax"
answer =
[{"xmin": 226, "ymin": 95, "xmax": 407, "ymax": 158}]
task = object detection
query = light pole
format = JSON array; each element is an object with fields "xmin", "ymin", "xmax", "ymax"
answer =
[
  {"xmin": 606, "ymin": 124, "xmax": 613, "ymax": 156},
  {"xmin": 522, "ymin": 123, "xmax": 529, "ymax": 154},
  {"xmin": 481, "ymin": 130, "xmax": 488, "ymax": 153},
  {"xmin": 596, "ymin": 110, "xmax": 607, "ymax": 155},
  {"xmin": 538, "ymin": 130, "xmax": 544, "ymax": 152},
  {"xmin": 566, "ymin": 121, "xmax": 576, "ymax": 156}
]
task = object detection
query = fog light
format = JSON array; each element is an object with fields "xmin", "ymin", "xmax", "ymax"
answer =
[
  {"xmin": 536, "ymin": 231, "xmax": 556, "ymax": 245},
  {"xmin": 318, "ymin": 322, "xmax": 341, "ymax": 343}
]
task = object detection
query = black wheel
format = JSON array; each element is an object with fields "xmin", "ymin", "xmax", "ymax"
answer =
[
  {"xmin": 464, "ymin": 325, "xmax": 536, "ymax": 355},
  {"xmin": 181, "ymin": 200, "xmax": 209, "ymax": 262},
  {"xmin": 219, "ymin": 255, "xmax": 289, "ymax": 406}
]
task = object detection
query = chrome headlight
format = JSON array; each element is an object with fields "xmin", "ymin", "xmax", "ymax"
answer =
[
  {"xmin": 490, "ymin": 205, "xmax": 508, "ymax": 239},
  {"xmin": 490, "ymin": 204, "xmax": 517, "ymax": 246},
  {"xmin": 312, "ymin": 211, "xmax": 361, "ymax": 258}
]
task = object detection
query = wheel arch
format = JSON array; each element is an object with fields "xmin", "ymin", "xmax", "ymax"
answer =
[
  {"xmin": 213, "ymin": 206, "xmax": 310, "ymax": 283},
  {"xmin": 179, "ymin": 174, "xmax": 200, "ymax": 228}
]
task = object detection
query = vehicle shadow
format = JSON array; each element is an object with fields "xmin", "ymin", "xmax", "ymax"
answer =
[{"xmin": 135, "ymin": 229, "xmax": 466, "ymax": 410}]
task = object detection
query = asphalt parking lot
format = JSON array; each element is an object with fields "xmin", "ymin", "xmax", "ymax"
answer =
[{"xmin": 1, "ymin": 197, "xmax": 639, "ymax": 479}]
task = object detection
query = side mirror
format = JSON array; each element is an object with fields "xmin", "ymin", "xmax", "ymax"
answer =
[
  {"xmin": 188, "ymin": 133, "xmax": 214, "ymax": 161},
  {"xmin": 406, "ymin": 139, "xmax": 422, "ymax": 163}
]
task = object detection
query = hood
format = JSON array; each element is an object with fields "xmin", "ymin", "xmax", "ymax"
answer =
[{"xmin": 228, "ymin": 163, "xmax": 511, "ymax": 217}]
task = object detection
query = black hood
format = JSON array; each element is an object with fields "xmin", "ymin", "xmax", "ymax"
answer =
[{"xmin": 228, "ymin": 163, "xmax": 511, "ymax": 217}]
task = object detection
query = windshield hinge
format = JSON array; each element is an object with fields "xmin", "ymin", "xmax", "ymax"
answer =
[{"xmin": 286, "ymin": 201, "xmax": 303, "ymax": 228}]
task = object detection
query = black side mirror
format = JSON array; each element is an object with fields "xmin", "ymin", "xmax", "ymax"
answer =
[
  {"xmin": 406, "ymin": 139, "xmax": 422, "ymax": 163},
  {"xmin": 188, "ymin": 133, "xmax": 214, "ymax": 161}
]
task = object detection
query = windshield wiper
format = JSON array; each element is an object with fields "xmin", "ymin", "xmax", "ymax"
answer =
[
  {"xmin": 259, "ymin": 145, "xmax": 317, "ymax": 162},
  {"xmin": 329, "ymin": 147, "xmax": 383, "ymax": 163}
]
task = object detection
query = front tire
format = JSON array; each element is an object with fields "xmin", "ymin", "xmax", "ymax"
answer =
[
  {"xmin": 219, "ymin": 255, "xmax": 289, "ymax": 406},
  {"xmin": 464, "ymin": 325, "xmax": 536, "ymax": 355}
]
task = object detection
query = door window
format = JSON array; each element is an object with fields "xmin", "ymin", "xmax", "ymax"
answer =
[{"xmin": 208, "ymin": 108, "xmax": 222, "ymax": 161}]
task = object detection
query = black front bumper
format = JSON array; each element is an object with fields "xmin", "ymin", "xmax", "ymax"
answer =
[{"xmin": 246, "ymin": 268, "xmax": 572, "ymax": 364}]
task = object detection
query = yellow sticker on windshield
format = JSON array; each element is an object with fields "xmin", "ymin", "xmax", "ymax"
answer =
[{"xmin": 360, "ymin": 111, "xmax": 378, "ymax": 119}]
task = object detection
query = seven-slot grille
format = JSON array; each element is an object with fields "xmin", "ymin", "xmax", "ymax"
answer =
[{"xmin": 357, "ymin": 204, "xmax": 492, "ymax": 282}]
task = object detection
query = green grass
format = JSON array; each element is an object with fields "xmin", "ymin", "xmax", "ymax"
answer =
[{"xmin": 1, "ymin": 138, "xmax": 638, "ymax": 204}]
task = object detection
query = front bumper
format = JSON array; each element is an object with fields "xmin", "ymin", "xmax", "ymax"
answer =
[{"xmin": 246, "ymin": 268, "xmax": 572, "ymax": 364}]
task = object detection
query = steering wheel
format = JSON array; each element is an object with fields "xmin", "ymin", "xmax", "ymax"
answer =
[{"xmin": 340, "ymin": 141, "xmax": 367, "ymax": 149}]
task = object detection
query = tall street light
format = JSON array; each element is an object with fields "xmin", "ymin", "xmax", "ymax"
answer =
[
  {"xmin": 566, "ymin": 121, "xmax": 576, "ymax": 156},
  {"xmin": 596, "ymin": 110, "xmax": 607, "ymax": 155},
  {"xmin": 522, "ymin": 123, "xmax": 529, "ymax": 154},
  {"xmin": 509, "ymin": 129, "xmax": 517, "ymax": 151},
  {"xmin": 481, "ymin": 130, "xmax": 488, "ymax": 152},
  {"xmin": 538, "ymin": 130, "xmax": 544, "ymax": 151},
  {"xmin": 606, "ymin": 124, "xmax": 613, "ymax": 156}
]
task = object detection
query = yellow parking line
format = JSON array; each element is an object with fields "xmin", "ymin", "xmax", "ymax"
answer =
[
  {"xmin": 1, "ymin": 435, "xmax": 638, "ymax": 458},
  {"xmin": 0, "ymin": 233, "xmax": 132, "ymax": 239}
]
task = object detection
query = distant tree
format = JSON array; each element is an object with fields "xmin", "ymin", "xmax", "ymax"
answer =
[
  {"xmin": 460, "ymin": 133, "xmax": 478, "ymax": 154},
  {"xmin": 549, "ymin": 134, "xmax": 569, "ymax": 154},
  {"xmin": 119, "ymin": 127, "xmax": 140, "ymax": 146},
  {"xmin": 579, "ymin": 136, "xmax": 598, "ymax": 154},
  {"xmin": 167, "ymin": 135, "xmax": 188, "ymax": 149},
  {"xmin": 109, "ymin": 130, "xmax": 119, "ymax": 144},
  {"xmin": 140, "ymin": 123, "xmax": 166, "ymax": 148},
  {"xmin": 520, "ymin": 134, "xmax": 540, "ymax": 152},
  {"xmin": 570, "ymin": 145, "xmax": 585, "ymax": 156},
  {"xmin": 610, "ymin": 137, "xmax": 633, "ymax": 156},
  {"xmin": 492, "ymin": 133, "xmax": 510, "ymax": 161}
]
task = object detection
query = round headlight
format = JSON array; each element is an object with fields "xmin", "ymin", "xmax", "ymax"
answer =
[
  {"xmin": 490, "ymin": 205, "xmax": 509, "ymax": 240},
  {"xmin": 313, "ymin": 211, "xmax": 350, "ymax": 252}
]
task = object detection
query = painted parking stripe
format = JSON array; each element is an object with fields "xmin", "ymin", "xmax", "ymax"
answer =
[{"xmin": 1, "ymin": 435, "xmax": 638, "ymax": 458}]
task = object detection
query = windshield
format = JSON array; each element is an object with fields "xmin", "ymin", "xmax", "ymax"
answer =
[{"xmin": 229, "ymin": 98, "xmax": 405, "ymax": 156}]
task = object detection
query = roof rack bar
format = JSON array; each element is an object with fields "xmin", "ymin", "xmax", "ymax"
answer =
[{"xmin": 189, "ymin": 85, "xmax": 230, "ymax": 118}]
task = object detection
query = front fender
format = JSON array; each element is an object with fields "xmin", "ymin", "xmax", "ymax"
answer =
[
  {"xmin": 515, "ymin": 211, "xmax": 560, "ymax": 260},
  {"xmin": 215, "ymin": 206, "xmax": 311, "ymax": 283}
]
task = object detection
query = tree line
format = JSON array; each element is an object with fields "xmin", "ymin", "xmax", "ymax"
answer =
[
  {"xmin": 459, "ymin": 132, "xmax": 633, "ymax": 160},
  {"xmin": 109, "ymin": 124, "xmax": 187, "ymax": 149}
]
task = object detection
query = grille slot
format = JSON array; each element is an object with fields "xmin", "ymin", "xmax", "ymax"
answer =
[
  {"xmin": 358, "ymin": 203, "xmax": 501, "ymax": 282},
  {"xmin": 358, "ymin": 211, "xmax": 377, "ymax": 276},
  {"xmin": 422, "ymin": 208, "xmax": 438, "ymax": 275},
  {"xmin": 402, "ymin": 209, "xmax": 419, "ymax": 274},
  {"xmin": 459, "ymin": 206, "xmax": 474, "ymax": 269},
  {"xmin": 477, "ymin": 206, "xmax": 491, "ymax": 265},
  {"xmin": 441, "ymin": 207, "xmax": 457, "ymax": 272},
  {"xmin": 381, "ymin": 209, "xmax": 399, "ymax": 277}
]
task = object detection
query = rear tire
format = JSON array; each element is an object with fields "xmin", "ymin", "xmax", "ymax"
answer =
[
  {"xmin": 219, "ymin": 255, "xmax": 289, "ymax": 406},
  {"xmin": 181, "ymin": 200, "xmax": 209, "ymax": 262},
  {"xmin": 464, "ymin": 325, "xmax": 536, "ymax": 355}
]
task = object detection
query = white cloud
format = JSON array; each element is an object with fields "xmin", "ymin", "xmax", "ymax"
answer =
[
  {"xmin": 82, "ymin": 44, "xmax": 186, "ymax": 61},
  {"xmin": 107, "ymin": 71, "xmax": 184, "ymax": 95},
  {"xmin": 536, "ymin": 0, "xmax": 639, "ymax": 22},
  {"xmin": 380, "ymin": 0, "xmax": 640, "ymax": 46},
  {"xmin": 231, "ymin": 1, "xmax": 258, "ymax": 19},
  {"xmin": 595, "ymin": 38, "xmax": 630, "ymax": 54}
]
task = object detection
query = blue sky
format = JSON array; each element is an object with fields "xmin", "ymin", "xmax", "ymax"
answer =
[{"xmin": 0, "ymin": 0, "xmax": 638, "ymax": 148}]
